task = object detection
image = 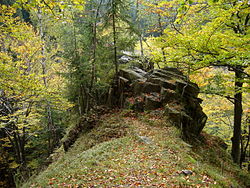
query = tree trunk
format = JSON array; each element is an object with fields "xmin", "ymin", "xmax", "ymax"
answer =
[
  {"xmin": 13, "ymin": 131, "xmax": 21, "ymax": 164},
  {"xmin": 90, "ymin": 23, "xmax": 96, "ymax": 94},
  {"xmin": 136, "ymin": 0, "xmax": 144, "ymax": 57},
  {"xmin": 90, "ymin": 0, "xmax": 102, "ymax": 94},
  {"xmin": 140, "ymin": 35, "xmax": 144, "ymax": 57},
  {"xmin": 231, "ymin": 67, "xmax": 243, "ymax": 164},
  {"xmin": 38, "ymin": 9, "xmax": 56, "ymax": 155},
  {"xmin": 12, "ymin": 128, "xmax": 26, "ymax": 166},
  {"xmin": 112, "ymin": 0, "xmax": 118, "ymax": 76},
  {"xmin": 0, "ymin": 147, "xmax": 16, "ymax": 188},
  {"xmin": 79, "ymin": 84, "xmax": 85, "ymax": 115},
  {"xmin": 78, "ymin": 93, "xmax": 82, "ymax": 116},
  {"xmin": 158, "ymin": 14, "xmax": 166, "ymax": 63},
  {"xmin": 240, "ymin": 116, "xmax": 250, "ymax": 167},
  {"xmin": 248, "ymin": 116, "xmax": 250, "ymax": 172}
]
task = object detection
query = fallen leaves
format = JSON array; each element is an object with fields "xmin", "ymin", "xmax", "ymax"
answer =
[{"xmin": 30, "ymin": 114, "xmax": 230, "ymax": 187}]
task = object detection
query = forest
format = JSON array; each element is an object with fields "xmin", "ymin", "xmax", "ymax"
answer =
[{"xmin": 0, "ymin": 0, "xmax": 249, "ymax": 187}]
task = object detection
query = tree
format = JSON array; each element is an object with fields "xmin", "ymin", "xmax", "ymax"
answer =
[
  {"xmin": 0, "ymin": 5, "xmax": 44, "ymax": 169},
  {"xmin": 57, "ymin": 0, "xmax": 137, "ymax": 112},
  {"xmin": 105, "ymin": 0, "xmax": 136, "ymax": 76},
  {"xmin": 56, "ymin": 0, "xmax": 105, "ymax": 115},
  {"xmin": 151, "ymin": 0, "xmax": 249, "ymax": 164},
  {"xmin": 0, "ymin": 5, "xmax": 73, "ymax": 185}
]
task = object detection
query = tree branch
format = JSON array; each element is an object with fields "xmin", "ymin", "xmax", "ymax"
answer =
[
  {"xmin": 200, "ymin": 91, "xmax": 235, "ymax": 104},
  {"xmin": 41, "ymin": 0, "xmax": 55, "ymax": 16}
]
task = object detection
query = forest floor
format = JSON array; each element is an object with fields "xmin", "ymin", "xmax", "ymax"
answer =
[{"xmin": 22, "ymin": 110, "xmax": 250, "ymax": 187}]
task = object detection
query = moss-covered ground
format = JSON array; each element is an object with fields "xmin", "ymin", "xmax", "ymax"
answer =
[{"xmin": 22, "ymin": 110, "xmax": 250, "ymax": 188}]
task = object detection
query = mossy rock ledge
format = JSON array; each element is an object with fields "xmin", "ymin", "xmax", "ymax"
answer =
[{"xmin": 108, "ymin": 67, "xmax": 208, "ymax": 137}]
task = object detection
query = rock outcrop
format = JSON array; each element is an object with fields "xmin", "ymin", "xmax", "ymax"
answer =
[{"xmin": 109, "ymin": 67, "xmax": 207, "ymax": 137}]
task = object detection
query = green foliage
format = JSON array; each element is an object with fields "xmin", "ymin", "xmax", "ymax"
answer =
[
  {"xmin": 0, "ymin": 5, "xmax": 44, "ymax": 132},
  {"xmin": 14, "ymin": 0, "xmax": 86, "ymax": 14},
  {"xmin": 148, "ymin": 0, "xmax": 249, "ymax": 70},
  {"xmin": 1, "ymin": 0, "xmax": 249, "ymax": 186},
  {"xmin": 147, "ymin": 0, "xmax": 249, "ymax": 164},
  {"xmin": 49, "ymin": 0, "xmax": 138, "ymax": 114},
  {"xmin": 0, "ymin": 5, "xmax": 73, "ymax": 185}
]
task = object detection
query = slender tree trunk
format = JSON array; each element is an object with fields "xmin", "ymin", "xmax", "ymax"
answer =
[
  {"xmin": 158, "ymin": 14, "xmax": 166, "ymax": 63},
  {"xmin": 112, "ymin": 0, "xmax": 118, "ymax": 76},
  {"xmin": 19, "ymin": 127, "xmax": 26, "ymax": 166},
  {"xmin": 78, "ymin": 92, "xmax": 82, "ymax": 116},
  {"xmin": 140, "ymin": 35, "xmax": 144, "ymax": 57},
  {"xmin": 90, "ymin": 0, "xmax": 102, "ymax": 94},
  {"xmin": 17, "ymin": 131, "xmax": 25, "ymax": 166},
  {"xmin": 13, "ymin": 131, "xmax": 21, "ymax": 164},
  {"xmin": 248, "ymin": 117, "xmax": 250, "ymax": 171},
  {"xmin": 82, "ymin": 84, "xmax": 89, "ymax": 114},
  {"xmin": 231, "ymin": 67, "xmax": 243, "ymax": 164},
  {"xmin": 240, "ymin": 135, "xmax": 249, "ymax": 167},
  {"xmin": 38, "ymin": 9, "xmax": 56, "ymax": 155},
  {"xmin": 90, "ymin": 22, "xmax": 97, "ymax": 93},
  {"xmin": 79, "ymin": 84, "xmax": 85, "ymax": 115},
  {"xmin": 4, "ymin": 127, "xmax": 24, "ymax": 168},
  {"xmin": 12, "ymin": 127, "xmax": 25, "ymax": 166},
  {"xmin": 136, "ymin": 0, "xmax": 144, "ymax": 57}
]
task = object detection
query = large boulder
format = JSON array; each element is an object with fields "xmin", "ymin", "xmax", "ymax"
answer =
[{"xmin": 109, "ymin": 67, "xmax": 207, "ymax": 137}]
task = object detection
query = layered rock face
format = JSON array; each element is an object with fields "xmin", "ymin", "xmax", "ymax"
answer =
[{"xmin": 113, "ymin": 67, "xmax": 207, "ymax": 137}]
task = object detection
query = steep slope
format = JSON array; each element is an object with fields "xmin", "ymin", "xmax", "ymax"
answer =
[{"xmin": 23, "ymin": 111, "xmax": 250, "ymax": 188}]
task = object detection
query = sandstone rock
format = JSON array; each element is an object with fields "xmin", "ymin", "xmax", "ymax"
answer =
[
  {"xmin": 110, "ymin": 66, "xmax": 207, "ymax": 137},
  {"xmin": 133, "ymin": 67, "xmax": 147, "ymax": 77},
  {"xmin": 142, "ymin": 82, "xmax": 161, "ymax": 94},
  {"xmin": 120, "ymin": 69, "xmax": 144, "ymax": 81},
  {"xmin": 148, "ymin": 70, "xmax": 173, "ymax": 80},
  {"xmin": 162, "ymin": 67, "xmax": 184, "ymax": 75},
  {"xmin": 118, "ymin": 76, "xmax": 129, "ymax": 84},
  {"xmin": 176, "ymin": 80, "xmax": 199, "ymax": 97},
  {"xmin": 148, "ymin": 77, "xmax": 177, "ymax": 90},
  {"xmin": 160, "ymin": 88, "xmax": 177, "ymax": 103},
  {"xmin": 148, "ymin": 69, "xmax": 186, "ymax": 81},
  {"xmin": 181, "ymin": 170, "xmax": 193, "ymax": 176},
  {"xmin": 132, "ymin": 80, "xmax": 145, "ymax": 95},
  {"xmin": 119, "ymin": 55, "xmax": 133, "ymax": 64},
  {"xmin": 144, "ymin": 94, "xmax": 162, "ymax": 110}
]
